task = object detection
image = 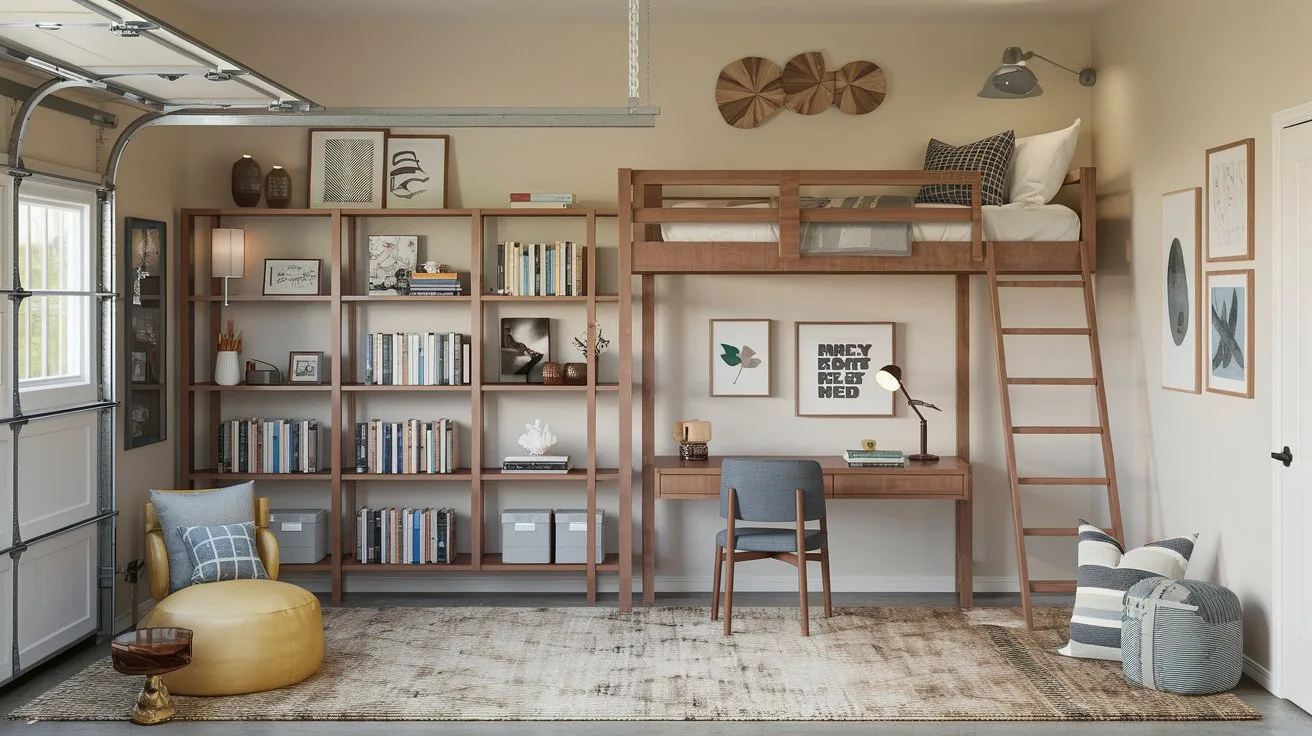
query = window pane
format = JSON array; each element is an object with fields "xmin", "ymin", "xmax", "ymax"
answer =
[{"xmin": 16, "ymin": 190, "xmax": 90, "ymax": 386}]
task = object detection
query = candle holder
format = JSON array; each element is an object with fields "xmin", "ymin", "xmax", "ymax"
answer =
[{"xmin": 674, "ymin": 420, "xmax": 712, "ymax": 461}]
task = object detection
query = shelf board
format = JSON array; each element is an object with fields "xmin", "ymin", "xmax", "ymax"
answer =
[
  {"xmin": 128, "ymin": 383, "xmax": 165, "ymax": 390},
  {"xmin": 338, "ymin": 208, "xmax": 475, "ymax": 218},
  {"xmin": 480, "ymin": 553, "xmax": 619, "ymax": 572},
  {"xmin": 481, "ymin": 382, "xmax": 618, "ymax": 392},
  {"xmin": 481, "ymin": 468, "xmax": 619, "ymax": 481},
  {"xmin": 342, "ymin": 553, "xmax": 475, "ymax": 571},
  {"xmin": 189, "ymin": 383, "xmax": 330, "ymax": 392},
  {"xmin": 481, "ymin": 295, "xmax": 614, "ymax": 303},
  {"xmin": 189, "ymin": 469, "xmax": 334, "ymax": 480},
  {"xmin": 479, "ymin": 208, "xmax": 600, "ymax": 217},
  {"xmin": 183, "ymin": 208, "xmax": 333, "ymax": 218},
  {"xmin": 281, "ymin": 555, "xmax": 335, "ymax": 572},
  {"xmin": 345, "ymin": 470, "xmax": 473, "ymax": 481},
  {"xmin": 190, "ymin": 295, "xmax": 331, "ymax": 303},
  {"xmin": 341, "ymin": 383, "xmax": 471, "ymax": 392},
  {"xmin": 342, "ymin": 295, "xmax": 471, "ymax": 302}
]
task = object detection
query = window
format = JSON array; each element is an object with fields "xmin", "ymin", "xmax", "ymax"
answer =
[{"xmin": 17, "ymin": 183, "xmax": 93, "ymax": 390}]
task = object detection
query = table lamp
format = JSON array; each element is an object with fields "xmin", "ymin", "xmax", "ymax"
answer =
[
  {"xmin": 673, "ymin": 420, "xmax": 711, "ymax": 461},
  {"xmin": 874, "ymin": 364, "xmax": 941, "ymax": 462},
  {"xmin": 211, "ymin": 227, "xmax": 245, "ymax": 307}
]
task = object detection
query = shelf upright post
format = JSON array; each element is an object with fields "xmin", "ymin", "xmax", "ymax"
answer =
[
  {"xmin": 341, "ymin": 213, "xmax": 357, "ymax": 572},
  {"xmin": 585, "ymin": 210, "xmax": 598, "ymax": 603},
  {"xmin": 470, "ymin": 209, "xmax": 484, "ymax": 571},
  {"xmin": 177, "ymin": 211, "xmax": 194, "ymax": 488},
  {"xmin": 329, "ymin": 210, "xmax": 344, "ymax": 605},
  {"xmin": 617, "ymin": 173, "xmax": 635, "ymax": 611}
]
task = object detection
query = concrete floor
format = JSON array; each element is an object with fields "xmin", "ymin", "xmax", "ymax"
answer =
[{"xmin": 0, "ymin": 592, "xmax": 1307, "ymax": 736}]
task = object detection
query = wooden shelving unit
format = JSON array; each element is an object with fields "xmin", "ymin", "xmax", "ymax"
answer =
[{"xmin": 178, "ymin": 207, "xmax": 632, "ymax": 609}]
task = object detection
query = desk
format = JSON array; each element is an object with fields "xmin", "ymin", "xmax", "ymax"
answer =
[{"xmin": 652, "ymin": 455, "xmax": 973, "ymax": 606}]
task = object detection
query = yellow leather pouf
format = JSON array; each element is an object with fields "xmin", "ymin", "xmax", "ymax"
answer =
[{"xmin": 142, "ymin": 579, "xmax": 323, "ymax": 696}]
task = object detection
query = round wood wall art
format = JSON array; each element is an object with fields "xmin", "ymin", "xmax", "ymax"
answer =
[
  {"xmin": 716, "ymin": 56, "xmax": 785, "ymax": 129},
  {"xmin": 833, "ymin": 60, "xmax": 887, "ymax": 115},
  {"xmin": 781, "ymin": 51, "xmax": 834, "ymax": 115}
]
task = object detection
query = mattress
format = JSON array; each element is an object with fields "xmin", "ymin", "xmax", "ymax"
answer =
[{"xmin": 659, "ymin": 202, "xmax": 1082, "ymax": 244}]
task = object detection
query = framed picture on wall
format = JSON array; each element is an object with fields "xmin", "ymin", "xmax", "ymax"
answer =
[
  {"xmin": 1205, "ymin": 269, "xmax": 1254, "ymax": 398},
  {"xmin": 124, "ymin": 216, "xmax": 166, "ymax": 449},
  {"xmin": 794, "ymin": 321, "xmax": 895, "ymax": 417},
  {"xmin": 1161, "ymin": 187, "xmax": 1201, "ymax": 393},
  {"xmin": 384, "ymin": 134, "xmax": 449, "ymax": 209},
  {"xmin": 307, "ymin": 128, "xmax": 387, "ymax": 209},
  {"xmin": 710, "ymin": 319, "xmax": 771, "ymax": 397},
  {"xmin": 1205, "ymin": 138, "xmax": 1254, "ymax": 262}
]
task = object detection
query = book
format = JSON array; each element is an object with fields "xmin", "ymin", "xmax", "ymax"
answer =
[{"xmin": 844, "ymin": 449, "xmax": 904, "ymax": 460}]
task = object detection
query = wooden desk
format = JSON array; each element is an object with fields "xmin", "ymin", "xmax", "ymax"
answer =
[{"xmin": 652, "ymin": 455, "xmax": 973, "ymax": 606}]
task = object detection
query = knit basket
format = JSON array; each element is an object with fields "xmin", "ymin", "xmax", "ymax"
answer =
[{"xmin": 1121, "ymin": 577, "xmax": 1243, "ymax": 695}]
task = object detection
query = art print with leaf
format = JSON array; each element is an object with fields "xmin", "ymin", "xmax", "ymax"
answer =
[{"xmin": 710, "ymin": 320, "xmax": 771, "ymax": 396}]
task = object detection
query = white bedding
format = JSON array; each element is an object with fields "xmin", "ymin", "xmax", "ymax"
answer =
[{"xmin": 659, "ymin": 202, "xmax": 1082, "ymax": 244}]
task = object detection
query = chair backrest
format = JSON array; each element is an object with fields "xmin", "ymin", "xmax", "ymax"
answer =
[
  {"xmin": 719, "ymin": 458, "xmax": 825, "ymax": 522},
  {"xmin": 144, "ymin": 490, "xmax": 280, "ymax": 602}
]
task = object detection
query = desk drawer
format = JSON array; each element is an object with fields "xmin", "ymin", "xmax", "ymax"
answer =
[
  {"xmin": 831, "ymin": 473, "xmax": 966, "ymax": 499},
  {"xmin": 657, "ymin": 474, "xmax": 720, "ymax": 499}
]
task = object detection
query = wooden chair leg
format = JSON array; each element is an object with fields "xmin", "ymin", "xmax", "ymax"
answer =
[
  {"xmin": 711, "ymin": 545, "xmax": 723, "ymax": 621},
  {"xmin": 796, "ymin": 490, "xmax": 809, "ymax": 637},
  {"xmin": 820, "ymin": 516, "xmax": 832, "ymax": 618},
  {"xmin": 723, "ymin": 548, "xmax": 735, "ymax": 636}
]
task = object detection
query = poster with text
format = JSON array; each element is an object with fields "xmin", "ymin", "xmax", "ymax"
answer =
[{"xmin": 794, "ymin": 321, "xmax": 894, "ymax": 416}]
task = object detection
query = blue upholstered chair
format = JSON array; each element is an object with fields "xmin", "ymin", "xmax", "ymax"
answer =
[{"xmin": 712, "ymin": 458, "xmax": 832, "ymax": 636}]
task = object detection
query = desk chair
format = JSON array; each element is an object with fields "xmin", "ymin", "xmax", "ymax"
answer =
[{"xmin": 712, "ymin": 458, "xmax": 832, "ymax": 636}]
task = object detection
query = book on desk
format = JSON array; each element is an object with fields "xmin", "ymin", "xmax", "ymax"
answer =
[{"xmin": 843, "ymin": 449, "xmax": 906, "ymax": 467}]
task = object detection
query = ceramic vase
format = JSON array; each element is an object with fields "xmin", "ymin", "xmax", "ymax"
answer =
[
  {"xmin": 264, "ymin": 165, "xmax": 292, "ymax": 208},
  {"xmin": 230, "ymin": 154, "xmax": 262, "ymax": 207},
  {"xmin": 215, "ymin": 351, "xmax": 241, "ymax": 386},
  {"xmin": 541, "ymin": 361, "xmax": 563, "ymax": 385},
  {"xmin": 563, "ymin": 362, "xmax": 587, "ymax": 385}
]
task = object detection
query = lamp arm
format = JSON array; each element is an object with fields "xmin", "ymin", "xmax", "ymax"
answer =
[
  {"xmin": 900, "ymin": 385, "xmax": 927, "ymax": 423},
  {"xmin": 1024, "ymin": 51, "xmax": 1084, "ymax": 77}
]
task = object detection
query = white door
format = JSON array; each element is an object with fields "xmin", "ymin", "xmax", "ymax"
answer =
[{"xmin": 1278, "ymin": 116, "xmax": 1312, "ymax": 713}]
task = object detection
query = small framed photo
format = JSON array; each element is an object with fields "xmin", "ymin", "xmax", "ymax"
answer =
[
  {"xmin": 130, "ymin": 351, "xmax": 149, "ymax": 383},
  {"xmin": 289, "ymin": 351, "xmax": 325, "ymax": 384},
  {"xmin": 263, "ymin": 258, "xmax": 321, "ymax": 295},
  {"xmin": 1205, "ymin": 269, "xmax": 1254, "ymax": 398},
  {"xmin": 795, "ymin": 321, "xmax": 895, "ymax": 417},
  {"xmin": 1205, "ymin": 138, "xmax": 1254, "ymax": 262},
  {"xmin": 307, "ymin": 128, "xmax": 387, "ymax": 209},
  {"xmin": 710, "ymin": 319, "xmax": 771, "ymax": 396},
  {"xmin": 385, "ymin": 134, "xmax": 450, "ymax": 208}
]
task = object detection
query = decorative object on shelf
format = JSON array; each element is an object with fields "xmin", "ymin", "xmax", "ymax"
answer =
[
  {"xmin": 794, "ymin": 321, "xmax": 895, "ymax": 417},
  {"xmin": 420, "ymin": 260, "xmax": 443, "ymax": 273},
  {"xmin": 367, "ymin": 234, "xmax": 419, "ymax": 295},
  {"xmin": 230, "ymin": 154, "xmax": 262, "ymax": 207},
  {"xmin": 244, "ymin": 358, "xmax": 282, "ymax": 385},
  {"xmin": 1161, "ymin": 187, "xmax": 1202, "ymax": 394},
  {"xmin": 211, "ymin": 227, "xmax": 244, "ymax": 306},
  {"xmin": 307, "ymin": 128, "xmax": 387, "ymax": 209},
  {"xmin": 716, "ymin": 56, "xmax": 784, "ymax": 129},
  {"xmin": 874, "ymin": 364, "xmax": 941, "ymax": 462},
  {"xmin": 541, "ymin": 361, "xmax": 563, "ymax": 385},
  {"xmin": 1205, "ymin": 138, "xmax": 1254, "ymax": 262},
  {"xmin": 264, "ymin": 165, "xmax": 292, "ymax": 208},
  {"xmin": 563, "ymin": 363, "xmax": 587, "ymax": 385},
  {"xmin": 289, "ymin": 350, "xmax": 325, "ymax": 384},
  {"xmin": 1205, "ymin": 269, "xmax": 1254, "ymax": 399},
  {"xmin": 384, "ymin": 133, "xmax": 449, "ymax": 209},
  {"xmin": 262, "ymin": 258, "xmax": 321, "ymax": 296},
  {"xmin": 565, "ymin": 324, "xmax": 609, "ymax": 384},
  {"xmin": 501, "ymin": 317, "xmax": 550, "ymax": 382},
  {"xmin": 860, "ymin": 439, "xmax": 878, "ymax": 451},
  {"xmin": 215, "ymin": 319, "xmax": 242, "ymax": 386},
  {"xmin": 517, "ymin": 419, "xmax": 558, "ymax": 457},
  {"xmin": 717, "ymin": 52, "xmax": 885, "ymax": 128},
  {"xmin": 710, "ymin": 318, "xmax": 770, "ymax": 397},
  {"xmin": 674, "ymin": 420, "xmax": 711, "ymax": 461},
  {"xmin": 126, "ymin": 217, "xmax": 166, "ymax": 448}
]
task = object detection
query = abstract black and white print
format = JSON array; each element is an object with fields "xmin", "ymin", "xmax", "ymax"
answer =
[
  {"xmin": 1206, "ymin": 269, "xmax": 1253, "ymax": 398},
  {"xmin": 385, "ymin": 135, "xmax": 448, "ymax": 208},
  {"xmin": 323, "ymin": 138, "xmax": 377, "ymax": 204},
  {"xmin": 1160, "ymin": 188, "xmax": 1199, "ymax": 392}
]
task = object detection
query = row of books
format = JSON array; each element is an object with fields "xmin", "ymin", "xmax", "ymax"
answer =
[
  {"xmin": 406, "ymin": 271, "xmax": 463, "ymax": 296},
  {"xmin": 507, "ymin": 192, "xmax": 575, "ymax": 209},
  {"xmin": 354, "ymin": 418, "xmax": 459, "ymax": 475},
  {"xmin": 501, "ymin": 455, "xmax": 572, "ymax": 473},
  {"xmin": 364, "ymin": 332, "xmax": 470, "ymax": 386},
  {"xmin": 494, "ymin": 241, "xmax": 587, "ymax": 297},
  {"xmin": 218, "ymin": 418, "xmax": 322, "ymax": 474},
  {"xmin": 843, "ymin": 449, "xmax": 906, "ymax": 467},
  {"xmin": 356, "ymin": 506, "xmax": 457, "ymax": 564}
]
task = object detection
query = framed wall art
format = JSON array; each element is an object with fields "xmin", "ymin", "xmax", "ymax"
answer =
[
  {"xmin": 385, "ymin": 134, "xmax": 449, "ymax": 209},
  {"xmin": 289, "ymin": 350, "xmax": 325, "ymax": 384},
  {"xmin": 794, "ymin": 321, "xmax": 895, "ymax": 417},
  {"xmin": 1161, "ymin": 187, "xmax": 1201, "ymax": 393},
  {"xmin": 263, "ymin": 258, "xmax": 322, "ymax": 295},
  {"xmin": 125, "ymin": 216, "xmax": 165, "ymax": 449},
  {"xmin": 307, "ymin": 128, "xmax": 387, "ymax": 209},
  {"xmin": 1205, "ymin": 269, "xmax": 1254, "ymax": 398},
  {"xmin": 710, "ymin": 319, "xmax": 771, "ymax": 396},
  {"xmin": 1205, "ymin": 137, "xmax": 1254, "ymax": 262}
]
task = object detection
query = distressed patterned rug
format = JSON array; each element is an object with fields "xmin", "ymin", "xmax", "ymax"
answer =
[{"xmin": 8, "ymin": 605, "xmax": 1259, "ymax": 721}]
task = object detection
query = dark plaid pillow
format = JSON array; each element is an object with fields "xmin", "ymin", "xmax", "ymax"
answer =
[
  {"xmin": 915, "ymin": 130, "xmax": 1016, "ymax": 207},
  {"xmin": 180, "ymin": 521, "xmax": 270, "ymax": 586}
]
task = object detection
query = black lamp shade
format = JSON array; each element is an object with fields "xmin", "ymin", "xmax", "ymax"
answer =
[{"xmin": 875, "ymin": 364, "xmax": 902, "ymax": 392}]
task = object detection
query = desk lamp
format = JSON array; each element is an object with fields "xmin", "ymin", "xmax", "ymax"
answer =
[{"xmin": 875, "ymin": 364, "xmax": 941, "ymax": 462}]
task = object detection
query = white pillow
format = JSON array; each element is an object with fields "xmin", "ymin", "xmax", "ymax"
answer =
[{"xmin": 1009, "ymin": 118, "xmax": 1080, "ymax": 205}]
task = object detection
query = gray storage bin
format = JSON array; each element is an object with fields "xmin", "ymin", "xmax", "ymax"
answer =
[
  {"xmin": 269, "ymin": 508, "xmax": 328, "ymax": 564},
  {"xmin": 554, "ymin": 509, "xmax": 604, "ymax": 564},
  {"xmin": 501, "ymin": 509, "xmax": 552, "ymax": 563}
]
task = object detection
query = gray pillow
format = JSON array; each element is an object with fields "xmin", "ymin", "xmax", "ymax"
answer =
[
  {"xmin": 149, "ymin": 481, "xmax": 255, "ymax": 593},
  {"xmin": 181, "ymin": 521, "xmax": 269, "ymax": 585}
]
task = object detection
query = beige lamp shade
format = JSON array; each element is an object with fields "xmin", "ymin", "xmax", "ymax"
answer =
[
  {"xmin": 673, "ymin": 420, "xmax": 712, "ymax": 444},
  {"xmin": 211, "ymin": 227, "xmax": 246, "ymax": 278}
]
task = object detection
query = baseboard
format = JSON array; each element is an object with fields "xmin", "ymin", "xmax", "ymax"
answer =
[
  {"xmin": 113, "ymin": 599, "xmax": 157, "ymax": 634},
  {"xmin": 1243, "ymin": 654, "xmax": 1273, "ymax": 693}
]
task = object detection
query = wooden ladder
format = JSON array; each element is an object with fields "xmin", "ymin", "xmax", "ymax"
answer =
[{"xmin": 986, "ymin": 244, "xmax": 1124, "ymax": 630}]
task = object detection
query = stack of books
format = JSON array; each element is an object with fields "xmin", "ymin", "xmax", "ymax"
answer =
[
  {"xmin": 501, "ymin": 455, "xmax": 572, "ymax": 473},
  {"xmin": 407, "ymin": 271, "xmax": 462, "ymax": 296},
  {"xmin": 356, "ymin": 506, "xmax": 457, "ymax": 564},
  {"xmin": 508, "ymin": 192, "xmax": 575, "ymax": 208},
  {"xmin": 843, "ymin": 449, "xmax": 906, "ymax": 467}
]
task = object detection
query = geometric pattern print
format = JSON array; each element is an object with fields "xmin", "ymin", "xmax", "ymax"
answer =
[
  {"xmin": 180, "ymin": 520, "xmax": 269, "ymax": 586},
  {"xmin": 1122, "ymin": 578, "xmax": 1244, "ymax": 695},
  {"xmin": 323, "ymin": 138, "xmax": 377, "ymax": 204},
  {"xmin": 1057, "ymin": 520, "xmax": 1197, "ymax": 662},
  {"xmin": 914, "ymin": 129, "xmax": 1016, "ymax": 207}
]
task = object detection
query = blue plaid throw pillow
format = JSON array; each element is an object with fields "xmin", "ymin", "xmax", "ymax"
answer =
[{"xmin": 180, "ymin": 521, "xmax": 270, "ymax": 586}]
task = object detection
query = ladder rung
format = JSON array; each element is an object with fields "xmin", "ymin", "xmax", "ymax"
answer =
[
  {"xmin": 995, "ymin": 280, "xmax": 1085, "ymax": 288},
  {"xmin": 1007, "ymin": 377, "xmax": 1098, "ymax": 385},
  {"xmin": 1030, "ymin": 580, "xmax": 1077, "ymax": 593},
  {"xmin": 1012, "ymin": 426, "xmax": 1104, "ymax": 434},
  {"xmin": 1024, "ymin": 527, "xmax": 1082, "ymax": 536},
  {"xmin": 1018, "ymin": 477, "xmax": 1111, "ymax": 485},
  {"xmin": 1000, "ymin": 327, "xmax": 1091, "ymax": 336}
]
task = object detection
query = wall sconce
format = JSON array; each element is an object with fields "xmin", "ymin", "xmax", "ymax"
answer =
[
  {"xmin": 978, "ymin": 46, "xmax": 1096, "ymax": 99},
  {"xmin": 211, "ymin": 227, "xmax": 245, "ymax": 306}
]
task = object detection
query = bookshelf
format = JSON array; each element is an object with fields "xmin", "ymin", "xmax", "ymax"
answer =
[{"xmin": 177, "ymin": 207, "xmax": 633, "ymax": 609}]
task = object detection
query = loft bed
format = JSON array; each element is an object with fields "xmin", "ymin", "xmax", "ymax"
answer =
[{"xmin": 619, "ymin": 167, "xmax": 1097, "ymax": 274}]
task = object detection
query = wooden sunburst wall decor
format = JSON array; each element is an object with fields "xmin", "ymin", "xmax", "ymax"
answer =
[{"xmin": 716, "ymin": 51, "xmax": 887, "ymax": 129}]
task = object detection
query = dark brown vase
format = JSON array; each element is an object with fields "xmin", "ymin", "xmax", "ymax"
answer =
[
  {"xmin": 541, "ymin": 361, "xmax": 563, "ymax": 385},
  {"xmin": 265, "ymin": 165, "xmax": 292, "ymax": 208},
  {"xmin": 563, "ymin": 362, "xmax": 587, "ymax": 385},
  {"xmin": 231, "ymin": 154, "xmax": 262, "ymax": 207}
]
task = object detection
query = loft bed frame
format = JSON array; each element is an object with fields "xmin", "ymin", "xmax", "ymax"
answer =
[
  {"xmin": 619, "ymin": 167, "xmax": 1097, "ymax": 275},
  {"xmin": 620, "ymin": 166, "xmax": 1102, "ymax": 604}
]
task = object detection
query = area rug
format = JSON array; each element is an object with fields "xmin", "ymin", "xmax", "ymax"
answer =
[{"xmin": 8, "ymin": 605, "xmax": 1258, "ymax": 721}]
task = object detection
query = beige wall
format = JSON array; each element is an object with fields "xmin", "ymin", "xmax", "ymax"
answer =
[{"xmin": 1092, "ymin": 0, "xmax": 1312, "ymax": 676}]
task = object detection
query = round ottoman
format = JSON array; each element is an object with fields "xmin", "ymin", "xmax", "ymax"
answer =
[
  {"xmin": 1121, "ymin": 577, "xmax": 1243, "ymax": 695},
  {"xmin": 142, "ymin": 579, "xmax": 322, "ymax": 696}
]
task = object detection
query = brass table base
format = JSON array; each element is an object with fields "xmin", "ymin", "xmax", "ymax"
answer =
[{"xmin": 131, "ymin": 675, "xmax": 175, "ymax": 725}]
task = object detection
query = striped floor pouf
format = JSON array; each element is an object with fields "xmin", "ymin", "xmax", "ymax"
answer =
[{"xmin": 1122, "ymin": 577, "xmax": 1244, "ymax": 695}]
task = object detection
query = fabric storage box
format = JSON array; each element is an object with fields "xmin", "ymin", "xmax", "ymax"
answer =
[
  {"xmin": 501, "ymin": 509, "xmax": 552, "ymax": 563},
  {"xmin": 1122, "ymin": 577, "xmax": 1244, "ymax": 695},
  {"xmin": 554, "ymin": 509, "xmax": 604, "ymax": 564},
  {"xmin": 269, "ymin": 508, "xmax": 329, "ymax": 564}
]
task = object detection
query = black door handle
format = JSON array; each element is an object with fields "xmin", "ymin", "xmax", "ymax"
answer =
[{"xmin": 1272, "ymin": 446, "xmax": 1293, "ymax": 467}]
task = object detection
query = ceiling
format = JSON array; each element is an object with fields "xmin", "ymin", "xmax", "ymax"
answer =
[{"xmin": 171, "ymin": 0, "xmax": 1120, "ymax": 23}]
